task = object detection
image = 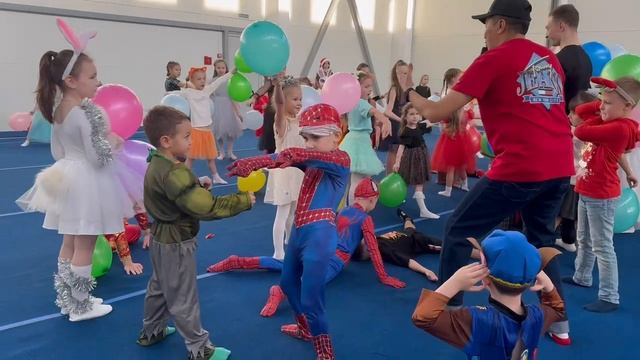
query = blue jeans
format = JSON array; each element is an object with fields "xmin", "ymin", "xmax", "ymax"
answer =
[
  {"xmin": 440, "ymin": 176, "xmax": 570, "ymax": 306},
  {"xmin": 574, "ymin": 195, "xmax": 620, "ymax": 304}
]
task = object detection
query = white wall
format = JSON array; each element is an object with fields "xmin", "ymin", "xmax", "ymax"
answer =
[
  {"xmin": 570, "ymin": 0, "xmax": 640, "ymax": 54},
  {"xmin": 1, "ymin": 0, "xmax": 411, "ymax": 130}
]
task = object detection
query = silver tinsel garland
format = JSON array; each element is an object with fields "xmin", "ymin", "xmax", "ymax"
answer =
[{"xmin": 81, "ymin": 99, "xmax": 113, "ymax": 167}]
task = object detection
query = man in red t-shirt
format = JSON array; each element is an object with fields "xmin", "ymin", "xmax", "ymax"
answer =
[{"xmin": 407, "ymin": 0, "xmax": 574, "ymax": 342}]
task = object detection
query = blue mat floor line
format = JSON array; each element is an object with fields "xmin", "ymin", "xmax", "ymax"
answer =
[
  {"xmin": 0, "ymin": 164, "xmax": 50, "ymax": 171},
  {"xmin": 0, "ymin": 208, "xmax": 454, "ymax": 334}
]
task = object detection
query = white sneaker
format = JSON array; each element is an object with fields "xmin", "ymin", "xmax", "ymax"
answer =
[
  {"xmin": 212, "ymin": 173, "xmax": 228, "ymax": 184},
  {"xmin": 61, "ymin": 297, "xmax": 103, "ymax": 315},
  {"xmin": 419, "ymin": 210, "xmax": 440, "ymax": 220},
  {"xmin": 216, "ymin": 154, "xmax": 224, "ymax": 160},
  {"xmin": 69, "ymin": 303, "xmax": 112, "ymax": 322},
  {"xmin": 20, "ymin": 140, "xmax": 30, "ymax": 147},
  {"xmin": 555, "ymin": 238, "xmax": 576, "ymax": 252}
]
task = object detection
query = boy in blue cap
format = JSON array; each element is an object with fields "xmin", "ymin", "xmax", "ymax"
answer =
[{"xmin": 412, "ymin": 230, "xmax": 565, "ymax": 359}]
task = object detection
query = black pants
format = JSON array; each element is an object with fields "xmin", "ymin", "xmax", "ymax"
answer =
[{"xmin": 439, "ymin": 176, "xmax": 570, "ymax": 307}]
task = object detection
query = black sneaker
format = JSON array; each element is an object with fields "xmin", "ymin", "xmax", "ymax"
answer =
[{"xmin": 397, "ymin": 208, "xmax": 413, "ymax": 223}]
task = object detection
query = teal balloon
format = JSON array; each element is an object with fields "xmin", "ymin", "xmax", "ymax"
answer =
[
  {"xmin": 379, "ymin": 173, "xmax": 408, "ymax": 208},
  {"xmin": 582, "ymin": 41, "xmax": 611, "ymax": 76},
  {"xmin": 234, "ymin": 49, "xmax": 253, "ymax": 73},
  {"xmin": 161, "ymin": 94, "xmax": 190, "ymax": 117},
  {"xmin": 227, "ymin": 73, "xmax": 253, "ymax": 102},
  {"xmin": 614, "ymin": 188, "xmax": 640, "ymax": 233},
  {"xmin": 601, "ymin": 54, "xmax": 640, "ymax": 81},
  {"xmin": 91, "ymin": 235, "xmax": 113, "ymax": 278},
  {"xmin": 240, "ymin": 21, "xmax": 290, "ymax": 76}
]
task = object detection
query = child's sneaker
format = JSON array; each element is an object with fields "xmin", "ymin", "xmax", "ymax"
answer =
[
  {"xmin": 212, "ymin": 173, "xmax": 228, "ymax": 185},
  {"xmin": 555, "ymin": 238, "xmax": 576, "ymax": 252},
  {"xmin": 189, "ymin": 345, "xmax": 231, "ymax": 360},
  {"xmin": 136, "ymin": 326, "xmax": 176, "ymax": 346},
  {"xmin": 548, "ymin": 332, "xmax": 572, "ymax": 346}
]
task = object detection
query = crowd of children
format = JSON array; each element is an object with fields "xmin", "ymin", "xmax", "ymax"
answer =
[{"xmin": 13, "ymin": 3, "xmax": 640, "ymax": 358}]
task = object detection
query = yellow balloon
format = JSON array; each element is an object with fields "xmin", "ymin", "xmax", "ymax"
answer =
[{"xmin": 237, "ymin": 170, "xmax": 267, "ymax": 192}]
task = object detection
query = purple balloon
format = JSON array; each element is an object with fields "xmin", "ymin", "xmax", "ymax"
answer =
[{"xmin": 115, "ymin": 140, "xmax": 155, "ymax": 202}]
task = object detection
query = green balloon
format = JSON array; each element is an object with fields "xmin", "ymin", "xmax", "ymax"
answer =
[
  {"xmin": 227, "ymin": 73, "xmax": 253, "ymax": 102},
  {"xmin": 601, "ymin": 54, "xmax": 640, "ymax": 81},
  {"xmin": 91, "ymin": 235, "xmax": 113, "ymax": 278},
  {"xmin": 234, "ymin": 50, "xmax": 253, "ymax": 73},
  {"xmin": 379, "ymin": 173, "xmax": 408, "ymax": 208},
  {"xmin": 480, "ymin": 134, "xmax": 494, "ymax": 158}
]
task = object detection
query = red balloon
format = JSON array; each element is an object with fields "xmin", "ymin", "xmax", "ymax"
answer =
[
  {"xmin": 93, "ymin": 84, "xmax": 143, "ymax": 140},
  {"xmin": 9, "ymin": 112, "xmax": 32, "ymax": 131},
  {"xmin": 467, "ymin": 125, "xmax": 481, "ymax": 153}
]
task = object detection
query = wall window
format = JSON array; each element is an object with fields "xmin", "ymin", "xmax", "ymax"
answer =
[
  {"xmin": 406, "ymin": 0, "xmax": 415, "ymax": 30},
  {"xmin": 279, "ymin": 0, "xmax": 292, "ymax": 19},
  {"xmin": 205, "ymin": 0, "xmax": 240, "ymax": 12},
  {"xmin": 311, "ymin": 0, "xmax": 337, "ymax": 25},
  {"xmin": 354, "ymin": 0, "xmax": 375, "ymax": 30},
  {"xmin": 388, "ymin": 0, "xmax": 395, "ymax": 33}
]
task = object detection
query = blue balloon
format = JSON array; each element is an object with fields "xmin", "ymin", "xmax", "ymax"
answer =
[
  {"xmin": 161, "ymin": 93, "xmax": 190, "ymax": 117},
  {"xmin": 583, "ymin": 41, "xmax": 612, "ymax": 76},
  {"xmin": 27, "ymin": 111, "xmax": 52, "ymax": 143},
  {"xmin": 240, "ymin": 21, "xmax": 290, "ymax": 76},
  {"xmin": 301, "ymin": 85, "xmax": 321, "ymax": 111},
  {"xmin": 614, "ymin": 188, "xmax": 640, "ymax": 233}
]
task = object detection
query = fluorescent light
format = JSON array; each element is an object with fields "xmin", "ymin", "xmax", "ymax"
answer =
[
  {"xmin": 311, "ymin": 0, "xmax": 336, "ymax": 25},
  {"xmin": 261, "ymin": 0, "xmax": 267, "ymax": 17},
  {"xmin": 388, "ymin": 0, "xmax": 395, "ymax": 33},
  {"xmin": 205, "ymin": 0, "xmax": 240, "ymax": 12},
  {"xmin": 406, "ymin": 0, "xmax": 414, "ymax": 30}
]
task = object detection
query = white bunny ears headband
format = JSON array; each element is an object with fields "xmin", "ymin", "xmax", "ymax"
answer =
[{"xmin": 56, "ymin": 18, "xmax": 97, "ymax": 80}]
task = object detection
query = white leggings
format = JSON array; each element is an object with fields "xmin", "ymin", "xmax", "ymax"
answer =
[{"xmin": 272, "ymin": 202, "xmax": 296, "ymax": 260}]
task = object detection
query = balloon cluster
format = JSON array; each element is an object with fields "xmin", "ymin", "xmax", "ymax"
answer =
[{"xmin": 582, "ymin": 42, "xmax": 640, "ymax": 81}]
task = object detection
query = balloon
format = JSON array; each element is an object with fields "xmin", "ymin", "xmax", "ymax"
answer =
[
  {"xmin": 227, "ymin": 73, "xmax": 253, "ymax": 102},
  {"xmin": 237, "ymin": 170, "xmax": 267, "ymax": 192},
  {"xmin": 480, "ymin": 134, "xmax": 494, "ymax": 158},
  {"xmin": 234, "ymin": 49, "xmax": 253, "ymax": 73},
  {"xmin": 161, "ymin": 93, "xmax": 191, "ymax": 117},
  {"xmin": 94, "ymin": 84, "xmax": 143, "ymax": 140},
  {"xmin": 467, "ymin": 126, "xmax": 481, "ymax": 153},
  {"xmin": 91, "ymin": 235, "xmax": 113, "ymax": 278},
  {"xmin": 601, "ymin": 54, "xmax": 640, "ymax": 81},
  {"xmin": 27, "ymin": 111, "xmax": 51, "ymax": 143},
  {"xmin": 301, "ymin": 85, "xmax": 322, "ymax": 111},
  {"xmin": 379, "ymin": 173, "xmax": 408, "ymax": 208},
  {"xmin": 608, "ymin": 44, "xmax": 628, "ymax": 59},
  {"xmin": 244, "ymin": 110, "xmax": 263, "ymax": 130},
  {"xmin": 240, "ymin": 21, "xmax": 290, "ymax": 76},
  {"xmin": 121, "ymin": 140, "xmax": 155, "ymax": 175},
  {"xmin": 582, "ymin": 41, "xmax": 611, "ymax": 76},
  {"xmin": 8, "ymin": 112, "xmax": 32, "ymax": 131},
  {"xmin": 614, "ymin": 188, "xmax": 640, "ymax": 233},
  {"xmin": 321, "ymin": 72, "xmax": 361, "ymax": 114}
]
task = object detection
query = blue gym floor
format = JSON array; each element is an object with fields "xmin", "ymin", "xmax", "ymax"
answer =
[{"xmin": 0, "ymin": 128, "xmax": 637, "ymax": 359}]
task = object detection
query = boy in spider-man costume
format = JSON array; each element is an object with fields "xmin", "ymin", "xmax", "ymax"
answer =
[
  {"xmin": 228, "ymin": 103, "xmax": 350, "ymax": 359},
  {"xmin": 207, "ymin": 178, "xmax": 406, "ymax": 318}
]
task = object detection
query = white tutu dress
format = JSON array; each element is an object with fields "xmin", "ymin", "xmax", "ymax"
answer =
[
  {"xmin": 16, "ymin": 100, "xmax": 132, "ymax": 235},
  {"xmin": 264, "ymin": 117, "xmax": 305, "ymax": 205}
]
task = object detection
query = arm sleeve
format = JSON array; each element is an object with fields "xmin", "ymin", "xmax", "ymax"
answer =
[
  {"xmin": 575, "ymin": 117, "xmax": 626, "ymax": 146},
  {"xmin": 420, "ymin": 122, "xmax": 433, "ymax": 134},
  {"xmin": 361, "ymin": 216, "xmax": 392, "ymax": 280},
  {"xmin": 134, "ymin": 212, "xmax": 150, "ymax": 231},
  {"xmin": 203, "ymin": 72, "xmax": 232, "ymax": 96},
  {"xmin": 50, "ymin": 125, "xmax": 65, "ymax": 160},
  {"xmin": 165, "ymin": 167, "xmax": 252, "ymax": 220},
  {"xmin": 277, "ymin": 148, "xmax": 351, "ymax": 177},
  {"xmin": 411, "ymin": 289, "xmax": 472, "ymax": 349},
  {"xmin": 77, "ymin": 109, "xmax": 108, "ymax": 167},
  {"xmin": 452, "ymin": 52, "xmax": 499, "ymax": 100}
]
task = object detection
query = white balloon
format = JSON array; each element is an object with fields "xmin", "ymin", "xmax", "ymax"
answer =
[
  {"xmin": 244, "ymin": 110, "xmax": 263, "ymax": 130},
  {"xmin": 608, "ymin": 44, "xmax": 628, "ymax": 59},
  {"xmin": 301, "ymin": 85, "xmax": 322, "ymax": 111}
]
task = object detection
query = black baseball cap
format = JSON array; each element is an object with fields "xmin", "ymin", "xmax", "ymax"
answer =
[{"xmin": 472, "ymin": 0, "xmax": 532, "ymax": 23}]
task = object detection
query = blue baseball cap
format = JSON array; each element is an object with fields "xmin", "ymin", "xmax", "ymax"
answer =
[{"xmin": 482, "ymin": 230, "xmax": 541, "ymax": 288}]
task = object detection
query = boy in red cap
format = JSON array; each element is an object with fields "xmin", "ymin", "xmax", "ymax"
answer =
[
  {"xmin": 228, "ymin": 103, "xmax": 350, "ymax": 359},
  {"xmin": 412, "ymin": 230, "xmax": 566, "ymax": 359},
  {"xmin": 563, "ymin": 76, "xmax": 640, "ymax": 313}
]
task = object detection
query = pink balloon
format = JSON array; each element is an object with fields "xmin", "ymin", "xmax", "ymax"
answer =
[
  {"xmin": 321, "ymin": 72, "xmax": 361, "ymax": 114},
  {"xmin": 93, "ymin": 84, "xmax": 143, "ymax": 140},
  {"xmin": 8, "ymin": 112, "xmax": 32, "ymax": 131}
]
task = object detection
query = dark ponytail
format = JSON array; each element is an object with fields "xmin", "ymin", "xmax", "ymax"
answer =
[{"xmin": 35, "ymin": 49, "xmax": 89, "ymax": 123}]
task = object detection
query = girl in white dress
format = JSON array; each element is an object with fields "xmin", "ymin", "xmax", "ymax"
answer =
[
  {"xmin": 264, "ymin": 75, "xmax": 305, "ymax": 260},
  {"xmin": 16, "ymin": 19, "xmax": 131, "ymax": 322}
]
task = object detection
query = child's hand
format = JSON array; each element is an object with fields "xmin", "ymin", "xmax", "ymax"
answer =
[
  {"xmin": 143, "ymin": 232, "xmax": 152, "ymax": 249},
  {"xmin": 529, "ymin": 270, "xmax": 555, "ymax": 293},
  {"xmin": 248, "ymin": 192, "xmax": 256, "ymax": 205},
  {"xmin": 199, "ymin": 176, "xmax": 213, "ymax": 190},
  {"xmin": 380, "ymin": 275, "xmax": 406, "ymax": 288},
  {"xmin": 392, "ymin": 162, "xmax": 400, "ymax": 172},
  {"xmin": 124, "ymin": 262, "xmax": 144, "ymax": 275},
  {"xmin": 107, "ymin": 133, "xmax": 124, "ymax": 152},
  {"xmin": 423, "ymin": 268, "xmax": 438, "ymax": 282},
  {"xmin": 627, "ymin": 174, "xmax": 638, "ymax": 188},
  {"xmin": 449, "ymin": 263, "xmax": 489, "ymax": 292}
]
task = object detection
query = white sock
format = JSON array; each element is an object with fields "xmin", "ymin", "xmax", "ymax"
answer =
[
  {"xmin": 273, "ymin": 203, "xmax": 292, "ymax": 260},
  {"xmin": 70, "ymin": 264, "xmax": 92, "ymax": 299},
  {"xmin": 348, "ymin": 173, "xmax": 366, "ymax": 205},
  {"xmin": 414, "ymin": 192, "xmax": 439, "ymax": 219},
  {"xmin": 439, "ymin": 186, "xmax": 452, "ymax": 196}
]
